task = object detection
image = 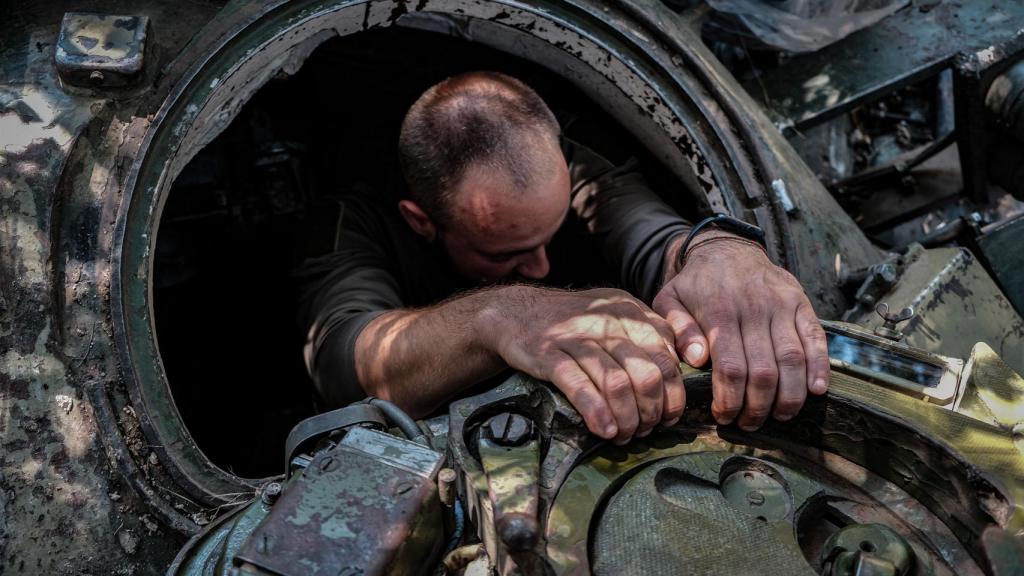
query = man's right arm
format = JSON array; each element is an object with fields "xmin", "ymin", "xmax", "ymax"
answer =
[{"xmin": 353, "ymin": 285, "xmax": 686, "ymax": 443}]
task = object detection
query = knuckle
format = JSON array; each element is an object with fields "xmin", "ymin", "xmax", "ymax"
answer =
[
  {"xmin": 635, "ymin": 368, "xmax": 663, "ymax": 396},
  {"xmin": 745, "ymin": 299, "xmax": 773, "ymax": 321},
  {"xmin": 749, "ymin": 364, "xmax": 779, "ymax": 388},
  {"xmin": 770, "ymin": 266, "xmax": 799, "ymax": 286},
  {"xmin": 604, "ymin": 372, "xmax": 633, "ymax": 399},
  {"xmin": 556, "ymin": 368, "xmax": 590, "ymax": 392},
  {"xmin": 564, "ymin": 382, "xmax": 597, "ymax": 408},
  {"xmin": 803, "ymin": 322, "xmax": 827, "ymax": 341},
  {"xmin": 653, "ymin": 352, "xmax": 680, "ymax": 379},
  {"xmin": 774, "ymin": 397, "xmax": 803, "ymax": 415},
  {"xmin": 776, "ymin": 346, "xmax": 806, "ymax": 367},
  {"xmin": 717, "ymin": 359, "xmax": 748, "ymax": 383},
  {"xmin": 707, "ymin": 297, "xmax": 731, "ymax": 318}
]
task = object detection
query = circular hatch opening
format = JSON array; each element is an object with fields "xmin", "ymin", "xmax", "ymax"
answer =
[
  {"xmin": 150, "ymin": 27, "xmax": 700, "ymax": 478},
  {"xmin": 115, "ymin": 0, "xmax": 761, "ymax": 514}
]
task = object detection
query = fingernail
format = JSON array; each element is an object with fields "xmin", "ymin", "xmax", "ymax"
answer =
[
  {"xmin": 665, "ymin": 417, "xmax": 680, "ymax": 427},
  {"xmin": 715, "ymin": 416, "xmax": 733, "ymax": 426},
  {"xmin": 812, "ymin": 378, "xmax": 827, "ymax": 394},
  {"xmin": 739, "ymin": 423, "xmax": 759, "ymax": 432},
  {"xmin": 684, "ymin": 342, "xmax": 704, "ymax": 365},
  {"xmin": 636, "ymin": 428, "xmax": 651, "ymax": 438},
  {"xmin": 774, "ymin": 413, "xmax": 793, "ymax": 422},
  {"xmin": 604, "ymin": 424, "xmax": 618, "ymax": 438},
  {"xmin": 613, "ymin": 437, "xmax": 630, "ymax": 446}
]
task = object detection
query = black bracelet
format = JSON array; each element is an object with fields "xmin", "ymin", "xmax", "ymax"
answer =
[{"xmin": 677, "ymin": 213, "xmax": 767, "ymax": 268}]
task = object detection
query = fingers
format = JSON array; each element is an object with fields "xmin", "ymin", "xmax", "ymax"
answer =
[
  {"xmin": 565, "ymin": 341, "xmax": 640, "ymax": 443},
  {"xmin": 706, "ymin": 315, "xmax": 746, "ymax": 426},
  {"xmin": 736, "ymin": 309, "xmax": 778, "ymax": 432},
  {"xmin": 796, "ymin": 301, "xmax": 830, "ymax": 396},
  {"xmin": 546, "ymin": 352, "xmax": 618, "ymax": 439},
  {"xmin": 653, "ymin": 290, "xmax": 709, "ymax": 367},
  {"xmin": 603, "ymin": 338, "xmax": 665, "ymax": 439},
  {"xmin": 769, "ymin": 308, "xmax": 806, "ymax": 422},
  {"xmin": 621, "ymin": 314, "xmax": 685, "ymax": 426}
]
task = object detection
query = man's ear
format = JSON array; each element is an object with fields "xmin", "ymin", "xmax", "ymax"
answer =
[{"xmin": 398, "ymin": 199, "xmax": 438, "ymax": 242}]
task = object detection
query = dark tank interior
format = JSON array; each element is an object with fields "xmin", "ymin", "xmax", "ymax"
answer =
[{"xmin": 152, "ymin": 26, "xmax": 700, "ymax": 477}]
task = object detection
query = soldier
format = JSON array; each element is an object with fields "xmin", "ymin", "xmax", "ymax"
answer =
[{"xmin": 298, "ymin": 71, "xmax": 829, "ymax": 444}]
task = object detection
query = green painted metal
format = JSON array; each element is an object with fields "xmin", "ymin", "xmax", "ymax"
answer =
[
  {"xmin": 848, "ymin": 246, "xmax": 1024, "ymax": 376},
  {"xmin": 169, "ymin": 497, "xmax": 272, "ymax": 575}
]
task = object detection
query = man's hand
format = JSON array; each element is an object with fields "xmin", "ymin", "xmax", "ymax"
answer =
[
  {"xmin": 652, "ymin": 233, "xmax": 829, "ymax": 431},
  {"xmin": 480, "ymin": 287, "xmax": 685, "ymax": 443}
]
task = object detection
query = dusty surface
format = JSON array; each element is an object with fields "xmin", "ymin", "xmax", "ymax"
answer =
[{"xmin": 1, "ymin": 2, "xmax": 222, "ymax": 573}]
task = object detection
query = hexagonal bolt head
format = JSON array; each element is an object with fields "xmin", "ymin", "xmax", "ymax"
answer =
[{"xmin": 261, "ymin": 481, "xmax": 283, "ymax": 505}]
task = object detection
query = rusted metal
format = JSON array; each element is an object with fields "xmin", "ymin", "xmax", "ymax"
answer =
[
  {"xmin": 54, "ymin": 13, "xmax": 149, "ymax": 88},
  {"xmin": 438, "ymin": 468, "xmax": 457, "ymax": 508},
  {"xmin": 234, "ymin": 427, "xmax": 445, "ymax": 576}
]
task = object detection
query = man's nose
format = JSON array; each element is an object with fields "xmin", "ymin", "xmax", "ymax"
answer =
[{"xmin": 517, "ymin": 246, "xmax": 550, "ymax": 280}]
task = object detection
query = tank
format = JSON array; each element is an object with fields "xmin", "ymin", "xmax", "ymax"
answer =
[{"xmin": 1, "ymin": 1, "xmax": 1023, "ymax": 574}]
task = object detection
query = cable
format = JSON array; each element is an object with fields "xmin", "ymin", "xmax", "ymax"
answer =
[
  {"xmin": 367, "ymin": 397, "xmax": 429, "ymax": 445},
  {"xmin": 445, "ymin": 500, "xmax": 466, "ymax": 554}
]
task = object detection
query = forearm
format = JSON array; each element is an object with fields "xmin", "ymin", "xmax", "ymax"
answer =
[{"xmin": 352, "ymin": 285, "xmax": 522, "ymax": 418}]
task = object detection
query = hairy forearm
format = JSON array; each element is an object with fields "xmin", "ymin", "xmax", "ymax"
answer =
[{"xmin": 352, "ymin": 286, "xmax": 522, "ymax": 418}]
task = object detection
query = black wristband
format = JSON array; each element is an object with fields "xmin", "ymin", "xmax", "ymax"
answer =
[{"xmin": 677, "ymin": 213, "xmax": 767, "ymax": 268}]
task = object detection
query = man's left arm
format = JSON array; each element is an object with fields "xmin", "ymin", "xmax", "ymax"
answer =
[{"xmin": 565, "ymin": 139, "xmax": 829, "ymax": 430}]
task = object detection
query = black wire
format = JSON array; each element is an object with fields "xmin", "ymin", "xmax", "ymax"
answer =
[{"xmin": 367, "ymin": 397, "xmax": 429, "ymax": 445}]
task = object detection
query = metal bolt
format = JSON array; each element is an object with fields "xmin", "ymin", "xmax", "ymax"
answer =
[
  {"xmin": 483, "ymin": 413, "xmax": 533, "ymax": 446},
  {"xmin": 746, "ymin": 490, "xmax": 765, "ymax": 506},
  {"xmin": 89, "ymin": 70, "xmax": 105, "ymax": 84},
  {"xmin": 875, "ymin": 263, "xmax": 897, "ymax": 285},
  {"xmin": 874, "ymin": 303, "xmax": 914, "ymax": 341},
  {"xmin": 261, "ymin": 481, "xmax": 282, "ymax": 505},
  {"xmin": 438, "ymin": 468, "xmax": 457, "ymax": 507}
]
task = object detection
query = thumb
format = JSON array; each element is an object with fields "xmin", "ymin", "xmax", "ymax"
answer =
[{"xmin": 653, "ymin": 292, "xmax": 709, "ymax": 367}]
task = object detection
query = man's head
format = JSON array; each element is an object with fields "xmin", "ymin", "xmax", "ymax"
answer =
[{"xmin": 398, "ymin": 71, "xmax": 570, "ymax": 283}]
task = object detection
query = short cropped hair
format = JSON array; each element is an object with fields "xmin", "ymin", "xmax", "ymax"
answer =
[{"xmin": 398, "ymin": 71, "xmax": 561, "ymax": 226}]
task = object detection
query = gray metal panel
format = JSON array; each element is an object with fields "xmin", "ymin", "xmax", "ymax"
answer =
[
  {"xmin": 745, "ymin": 2, "xmax": 1024, "ymax": 132},
  {"xmin": 977, "ymin": 212, "xmax": 1024, "ymax": 315}
]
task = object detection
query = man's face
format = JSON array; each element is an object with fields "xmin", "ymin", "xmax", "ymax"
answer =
[{"xmin": 439, "ymin": 156, "xmax": 571, "ymax": 283}]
